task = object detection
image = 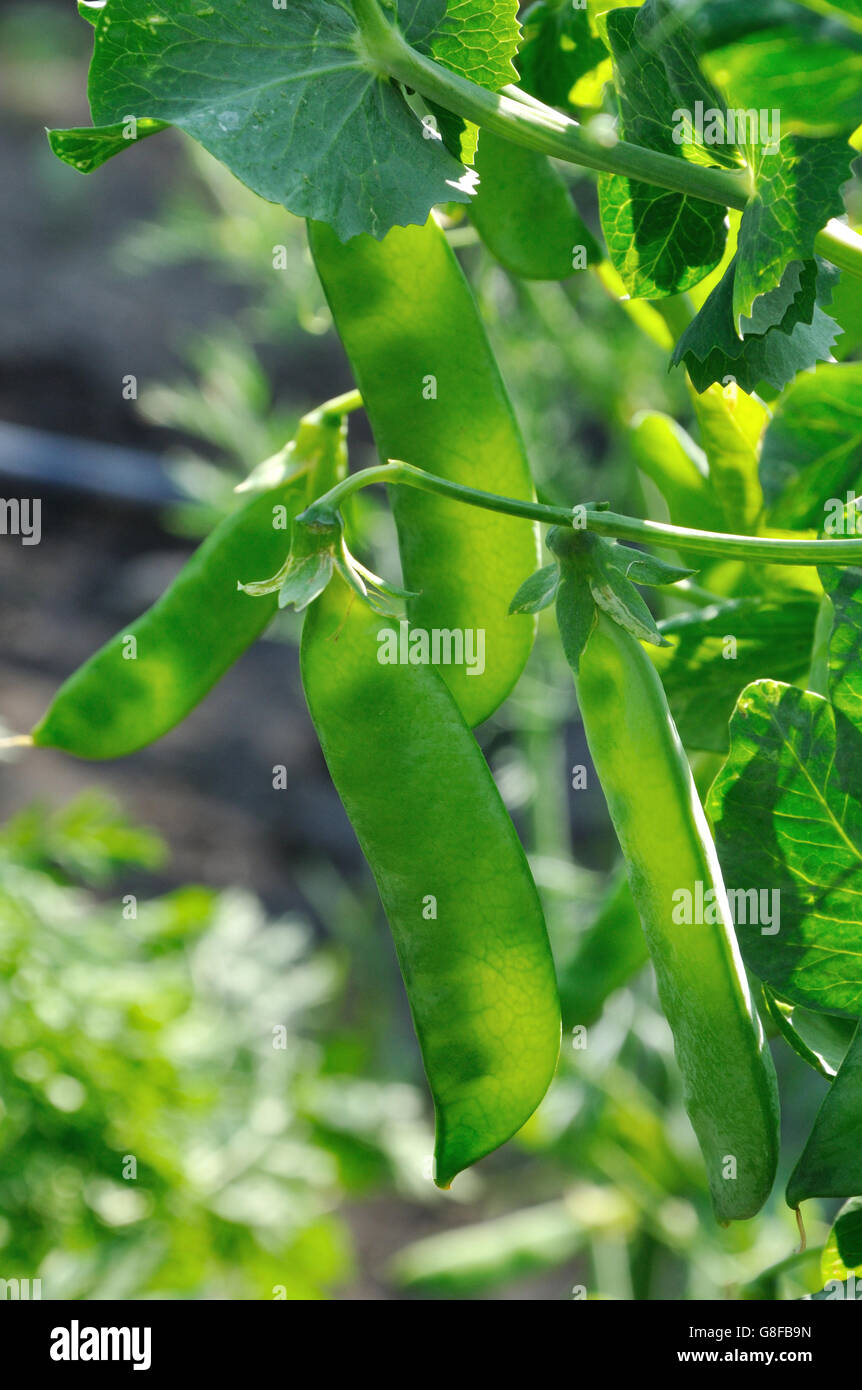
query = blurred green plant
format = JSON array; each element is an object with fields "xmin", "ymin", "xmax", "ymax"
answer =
[{"xmin": 0, "ymin": 793, "xmax": 437, "ymax": 1299}]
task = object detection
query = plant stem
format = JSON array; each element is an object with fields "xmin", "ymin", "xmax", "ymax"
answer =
[
  {"xmin": 352, "ymin": 0, "xmax": 862, "ymax": 280},
  {"xmin": 315, "ymin": 388, "xmax": 363, "ymax": 420},
  {"xmin": 305, "ymin": 460, "xmax": 862, "ymax": 565}
]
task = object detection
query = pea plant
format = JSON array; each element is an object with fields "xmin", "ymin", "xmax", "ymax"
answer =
[{"xmin": 15, "ymin": 0, "xmax": 862, "ymax": 1295}]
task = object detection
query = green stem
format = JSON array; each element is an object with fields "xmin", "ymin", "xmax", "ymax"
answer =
[
  {"xmin": 305, "ymin": 460, "xmax": 862, "ymax": 565},
  {"xmin": 355, "ymin": 0, "xmax": 749, "ymax": 208},
  {"xmin": 315, "ymin": 388, "xmax": 363, "ymax": 421},
  {"xmin": 352, "ymin": 0, "xmax": 862, "ymax": 280}
]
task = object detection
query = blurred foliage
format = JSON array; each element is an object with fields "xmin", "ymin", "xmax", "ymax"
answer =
[{"xmin": 0, "ymin": 794, "xmax": 439, "ymax": 1299}]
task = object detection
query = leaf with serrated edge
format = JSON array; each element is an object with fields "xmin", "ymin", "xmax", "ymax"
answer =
[
  {"xmin": 49, "ymin": 0, "xmax": 501, "ymax": 241},
  {"xmin": 596, "ymin": 4, "xmax": 728, "ymax": 299},
  {"xmin": 733, "ymin": 136, "xmax": 854, "ymax": 331},
  {"xmin": 707, "ymin": 679, "xmax": 862, "ymax": 1017},
  {"xmin": 673, "ymin": 256, "xmax": 842, "ymax": 394},
  {"xmin": 422, "ymin": 0, "xmax": 522, "ymax": 165}
]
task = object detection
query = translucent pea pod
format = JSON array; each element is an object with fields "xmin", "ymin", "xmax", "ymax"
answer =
[
  {"xmin": 557, "ymin": 869, "xmax": 649, "ymax": 1030},
  {"xmin": 31, "ymin": 476, "xmax": 313, "ymax": 759},
  {"xmin": 301, "ymin": 574, "xmax": 561, "ymax": 1187},
  {"xmin": 551, "ymin": 532, "xmax": 779, "ymax": 1220},
  {"xmin": 471, "ymin": 131, "xmax": 600, "ymax": 280},
  {"xmin": 308, "ymin": 217, "xmax": 538, "ymax": 727}
]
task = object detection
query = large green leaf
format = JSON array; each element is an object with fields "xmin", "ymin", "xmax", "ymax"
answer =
[
  {"xmin": 597, "ymin": 3, "xmax": 728, "ymax": 298},
  {"xmin": 672, "ymin": 256, "xmax": 841, "ymax": 393},
  {"xmin": 432, "ymin": 0, "xmax": 521, "ymax": 88},
  {"xmin": 516, "ymin": 0, "xmax": 608, "ymax": 111},
  {"xmin": 705, "ymin": 25, "xmax": 862, "ymax": 134},
  {"xmin": 707, "ymin": 679, "xmax": 862, "ymax": 1017},
  {"xmin": 652, "ymin": 599, "xmax": 818, "ymax": 752},
  {"xmin": 50, "ymin": 0, "xmax": 520, "ymax": 241},
  {"xmin": 787, "ymin": 1022, "xmax": 862, "ymax": 1206},
  {"xmin": 761, "ymin": 365, "xmax": 862, "ymax": 528}
]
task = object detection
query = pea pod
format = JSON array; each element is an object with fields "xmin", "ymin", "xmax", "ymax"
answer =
[
  {"xmin": 550, "ymin": 530, "xmax": 779, "ymax": 1220},
  {"xmin": 470, "ymin": 131, "xmax": 600, "ymax": 280},
  {"xmin": 301, "ymin": 574, "xmax": 560, "ymax": 1187},
  {"xmin": 557, "ymin": 869, "xmax": 648, "ymax": 1030},
  {"xmin": 308, "ymin": 217, "xmax": 538, "ymax": 727},
  {"xmin": 32, "ymin": 476, "xmax": 311, "ymax": 759}
]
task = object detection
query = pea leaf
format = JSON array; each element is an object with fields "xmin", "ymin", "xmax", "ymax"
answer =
[
  {"xmin": 787, "ymin": 1022, "xmax": 862, "ymax": 1207},
  {"xmin": 672, "ymin": 256, "xmax": 842, "ymax": 394},
  {"xmin": 517, "ymin": 0, "xmax": 608, "ymax": 112},
  {"xmin": 431, "ymin": 0, "xmax": 521, "ymax": 89},
  {"xmin": 597, "ymin": 4, "xmax": 729, "ymax": 298},
  {"xmin": 49, "ymin": 117, "xmax": 170, "ymax": 174},
  {"xmin": 809, "ymin": 1276, "xmax": 862, "ymax": 1299},
  {"xmin": 77, "ymin": 1, "xmax": 105, "ymax": 24},
  {"xmin": 48, "ymin": 0, "xmax": 519, "ymax": 241},
  {"xmin": 423, "ymin": 0, "xmax": 521, "ymax": 164},
  {"xmin": 789, "ymin": 1006, "xmax": 858, "ymax": 1078},
  {"xmin": 705, "ymin": 25, "xmax": 862, "ymax": 135},
  {"xmin": 763, "ymin": 987, "xmax": 856, "ymax": 1078},
  {"xmin": 732, "ymin": 136, "xmax": 855, "ymax": 331},
  {"xmin": 707, "ymin": 679, "xmax": 862, "ymax": 1017},
  {"xmin": 762, "ymin": 364, "xmax": 862, "ymax": 529},
  {"xmin": 652, "ymin": 599, "xmax": 819, "ymax": 752},
  {"xmin": 822, "ymin": 1197, "xmax": 862, "ymax": 1284}
]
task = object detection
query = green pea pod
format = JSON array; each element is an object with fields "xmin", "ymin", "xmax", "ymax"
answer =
[
  {"xmin": 630, "ymin": 412, "xmax": 725, "ymax": 532},
  {"xmin": 31, "ymin": 476, "xmax": 311, "ymax": 759},
  {"xmin": 470, "ymin": 131, "xmax": 600, "ymax": 280},
  {"xmin": 308, "ymin": 217, "xmax": 538, "ymax": 727},
  {"xmin": 552, "ymin": 536, "xmax": 779, "ymax": 1220},
  {"xmin": 301, "ymin": 574, "xmax": 561, "ymax": 1188},
  {"xmin": 557, "ymin": 869, "xmax": 649, "ymax": 1030}
]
